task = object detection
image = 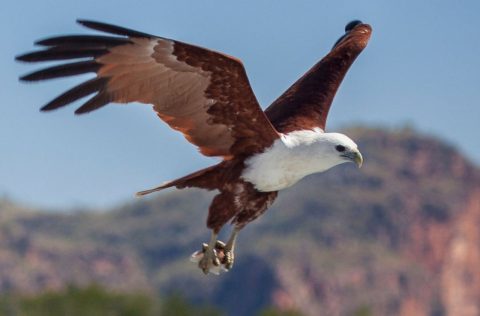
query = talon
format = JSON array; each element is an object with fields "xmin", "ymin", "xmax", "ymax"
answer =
[
  {"xmin": 199, "ymin": 250, "xmax": 218, "ymax": 274},
  {"xmin": 221, "ymin": 227, "xmax": 239, "ymax": 271},
  {"xmin": 214, "ymin": 240, "xmax": 226, "ymax": 263},
  {"xmin": 193, "ymin": 235, "xmax": 225, "ymax": 275},
  {"xmin": 224, "ymin": 250, "xmax": 234, "ymax": 270},
  {"xmin": 212, "ymin": 252, "xmax": 221, "ymax": 266},
  {"xmin": 198, "ymin": 248, "xmax": 218, "ymax": 273},
  {"xmin": 215, "ymin": 240, "xmax": 226, "ymax": 249},
  {"xmin": 191, "ymin": 231, "xmax": 237, "ymax": 274}
]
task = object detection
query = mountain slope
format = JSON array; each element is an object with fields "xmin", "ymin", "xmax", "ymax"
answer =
[{"xmin": 1, "ymin": 127, "xmax": 479, "ymax": 316}]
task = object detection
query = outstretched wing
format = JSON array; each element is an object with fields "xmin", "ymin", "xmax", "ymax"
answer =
[
  {"xmin": 265, "ymin": 21, "xmax": 372, "ymax": 133},
  {"xmin": 17, "ymin": 20, "xmax": 279, "ymax": 158}
]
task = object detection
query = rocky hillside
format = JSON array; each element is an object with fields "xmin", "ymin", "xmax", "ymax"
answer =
[{"xmin": 0, "ymin": 127, "xmax": 479, "ymax": 316}]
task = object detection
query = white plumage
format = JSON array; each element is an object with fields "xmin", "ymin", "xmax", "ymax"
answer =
[{"xmin": 242, "ymin": 129, "xmax": 360, "ymax": 192}]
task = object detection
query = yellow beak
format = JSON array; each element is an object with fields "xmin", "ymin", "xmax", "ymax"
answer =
[{"xmin": 353, "ymin": 150, "xmax": 363, "ymax": 168}]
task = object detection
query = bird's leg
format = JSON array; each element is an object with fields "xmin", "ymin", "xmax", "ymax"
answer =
[
  {"xmin": 222, "ymin": 227, "xmax": 240, "ymax": 270},
  {"xmin": 191, "ymin": 231, "xmax": 221, "ymax": 275}
]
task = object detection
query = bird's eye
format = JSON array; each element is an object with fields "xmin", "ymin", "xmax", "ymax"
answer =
[{"xmin": 335, "ymin": 145, "xmax": 346, "ymax": 152}]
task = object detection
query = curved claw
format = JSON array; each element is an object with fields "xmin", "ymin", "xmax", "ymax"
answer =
[
  {"xmin": 191, "ymin": 241, "xmax": 227, "ymax": 275},
  {"xmin": 214, "ymin": 240, "xmax": 235, "ymax": 270},
  {"xmin": 224, "ymin": 250, "xmax": 234, "ymax": 270},
  {"xmin": 190, "ymin": 234, "xmax": 237, "ymax": 274}
]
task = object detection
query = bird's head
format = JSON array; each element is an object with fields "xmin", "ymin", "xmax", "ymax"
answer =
[
  {"xmin": 281, "ymin": 130, "xmax": 363, "ymax": 172},
  {"xmin": 304, "ymin": 132, "xmax": 363, "ymax": 169},
  {"xmin": 325, "ymin": 133, "xmax": 363, "ymax": 168}
]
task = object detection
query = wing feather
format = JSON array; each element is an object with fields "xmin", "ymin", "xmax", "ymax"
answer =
[
  {"xmin": 265, "ymin": 22, "xmax": 372, "ymax": 133},
  {"xmin": 17, "ymin": 20, "xmax": 279, "ymax": 157},
  {"xmin": 20, "ymin": 61, "xmax": 101, "ymax": 81},
  {"xmin": 40, "ymin": 77, "xmax": 108, "ymax": 111}
]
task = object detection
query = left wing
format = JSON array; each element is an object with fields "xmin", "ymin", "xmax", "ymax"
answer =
[
  {"xmin": 265, "ymin": 21, "xmax": 372, "ymax": 133},
  {"xmin": 16, "ymin": 20, "xmax": 279, "ymax": 158}
]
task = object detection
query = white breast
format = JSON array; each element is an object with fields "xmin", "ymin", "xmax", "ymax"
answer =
[{"xmin": 241, "ymin": 128, "xmax": 339, "ymax": 192}]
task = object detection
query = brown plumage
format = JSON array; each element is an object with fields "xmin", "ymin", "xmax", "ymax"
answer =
[
  {"xmin": 265, "ymin": 21, "xmax": 371, "ymax": 133},
  {"xmin": 19, "ymin": 20, "xmax": 279, "ymax": 158},
  {"xmin": 17, "ymin": 19, "xmax": 371, "ymax": 274}
]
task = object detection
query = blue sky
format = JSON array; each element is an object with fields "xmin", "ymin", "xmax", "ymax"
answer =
[{"xmin": 1, "ymin": 0, "xmax": 479, "ymax": 209}]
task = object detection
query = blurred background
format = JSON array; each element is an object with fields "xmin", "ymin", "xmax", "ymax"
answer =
[{"xmin": 1, "ymin": 1, "xmax": 479, "ymax": 315}]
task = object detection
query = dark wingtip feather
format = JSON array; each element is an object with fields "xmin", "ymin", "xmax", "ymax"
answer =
[
  {"xmin": 332, "ymin": 20, "xmax": 366, "ymax": 50},
  {"xmin": 15, "ymin": 48, "xmax": 108, "ymax": 63},
  {"xmin": 35, "ymin": 35, "xmax": 131, "ymax": 47},
  {"xmin": 19, "ymin": 61, "xmax": 101, "ymax": 82},
  {"xmin": 39, "ymin": 77, "xmax": 108, "ymax": 111},
  {"xmin": 76, "ymin": 19, "xmax": 154, "ymax": 38},
  {"xmin": 16, "ymin": 53, "xmax": 36, "ymax": 62},
  {"xmin": 40, "ymin": 106, "xmax": 56, "ymax": 112},
  {"xmin": 19, "ymin": 71, "xmax": 37, "ymax": 81},
  {"xmin": 74, "ymin": 93, "xmax": 111, "ymax": 114},
  {"xmin": 345, "ymin": 20, "xmax": 363, "ymax": 32}
]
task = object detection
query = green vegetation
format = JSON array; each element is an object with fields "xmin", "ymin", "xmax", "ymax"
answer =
[
  {"xmin": 0, "ymin": 285, "xmax": 220, "ymax": 316},
  {"xmin": 159, "ymin": 294, "xmax": 223, "ymax": 316},
  {"xmin": 0, "ymin": 286, "xmax": 152, "ymax": 316},
  {"xmin": 0, "ymin": 285, "xmax": 300, "ymax": 316},
  {"xmin": 351, "ymin": 305, "xmax": 373, "ymax": 316}
]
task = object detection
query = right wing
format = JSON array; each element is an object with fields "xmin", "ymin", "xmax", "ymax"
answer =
[{"xmin": 265, "ymin": 21, "xmax": 372, "ymax": 133}]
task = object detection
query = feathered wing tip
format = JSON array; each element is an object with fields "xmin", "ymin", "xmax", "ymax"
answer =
[
  {"xmin": 76, "ymin": 19, "xmax": 155, "ymax": 38},
  {"xmin": 332, "ymin": 20, "xmax": 364, "ymax": 49},
  {"xmin": 264, "ymin": 20, "xmax": 371, "ymax": 133},
  {"xmin": 15, "ymin": 20, "xmax": 156, "ymax": 114}
]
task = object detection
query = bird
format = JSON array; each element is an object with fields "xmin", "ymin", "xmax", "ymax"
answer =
[{"xmin": 17, "ymin": 19, "xmax": 371, "ymax": 275}]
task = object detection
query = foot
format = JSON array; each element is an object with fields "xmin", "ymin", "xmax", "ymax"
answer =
[
  {"xmin": 214, "ymin": 240, "xmax": 234, "ymax": 270},
  {"xmin": 190, "ymin": 228, "xmax": 238, "ymax": 274},
  {"xmin": 190, "ymin": 242, "xmax": 224, "ymax": 275}
]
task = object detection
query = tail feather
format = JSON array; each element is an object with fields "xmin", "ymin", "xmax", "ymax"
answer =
[
  {"xmin": 135, "ymin": 164, "xmax": 221, "ymax": 197},
  {"xmin": 135, "ymin": 181, "xmax": 174, "ymax": 196}
]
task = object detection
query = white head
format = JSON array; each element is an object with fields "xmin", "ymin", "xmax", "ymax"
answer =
[
  {"xmin": 282, "ymin": 130, "xmax": 363, "ymax": 173},
  {"xmin": 314, "ymin": 132, "xmax": 362, "ymax": 168},
  {"xmin": 242, "ymin": 129, "xmax": 364, "ymax": 192}
]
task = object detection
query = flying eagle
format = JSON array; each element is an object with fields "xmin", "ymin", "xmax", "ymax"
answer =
[{"xmin": 17, "ymin": 20, "xmax": 371, "ymax": 274}]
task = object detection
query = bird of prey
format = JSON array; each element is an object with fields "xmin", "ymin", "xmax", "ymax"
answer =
[{"xmin": 17, "ymin": 19, "xmax": 371, "ymax": 274}]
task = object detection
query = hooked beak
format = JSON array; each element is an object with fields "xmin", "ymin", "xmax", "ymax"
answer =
[
  {"xmin": 354, "ymin": 151, "xmax": 363, "ymax": 168},
  {"xmin": 342, "ymin": 150, "xmax": 363, "ymax": 168}
]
